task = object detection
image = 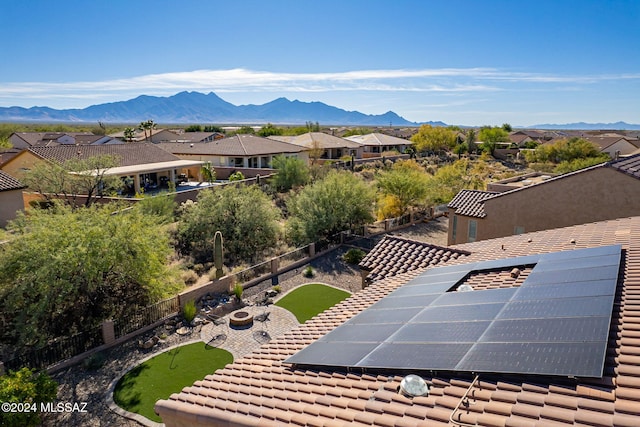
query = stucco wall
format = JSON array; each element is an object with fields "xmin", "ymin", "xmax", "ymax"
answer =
[
  {"xmin": 0, "ymin": 189, "xmax": 24, "ymax": 228},
  {"xmin": 479, "ymin": 167, "xmax": 640, "ymax": 241}
]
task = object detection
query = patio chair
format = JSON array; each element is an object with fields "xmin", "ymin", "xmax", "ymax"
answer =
[
  {"xmin": 206, "ymin": 314, "xmax": 228, "ymax": 347},
  {"xmin": 253, "ymin": 311, "xmax": 271, "ymax": 344}
]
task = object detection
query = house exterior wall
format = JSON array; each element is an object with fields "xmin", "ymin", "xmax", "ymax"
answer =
[
  {"xmin": 0, "ymin": 151, "xmax": 42, "ymax": 180},
  {"xmin": 477, "ymin": 167, "xmax": 640, "ymax": 242},
  {"xmin": 605, "ymin": 140, "xmax": 637, "ymax": 157},
  {"xmin": 447, "ymin": 209, "xmax": 487, "ymax": 245},
  {"xmin": 0, "ymin": 189, "xmax": 24, "ymax": 228},
  {"xmin": 8, "ymin": 134, "xmax": 30, "ymax": 149}
]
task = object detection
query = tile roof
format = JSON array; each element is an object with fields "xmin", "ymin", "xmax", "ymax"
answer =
[
  {"xmin": 583, "ymin": 136, "xmax": 637, "ymax": 150},
  {"xmin": 157, "ymin": 134, "xmax": 305, "ymax": 157},
  {"xmin": 447, "ymin": 189, "xmax": 499, "ymax": 218},
  {"xmin": 359, "ymin": 235, "xmax": 469, "ymax": 282},
  {"xmin": 450, "ymin": 154, "xmax": 640, "ymax": 218},
  {"xmin": 344, "ymin": 133, "xmax": 410, "ymax": 147},
  {"xmin": 156, "ymin": 215, "xmax": 640, "ymax": 427},
  {"xmin": 11, "ymin": 132, "xmax": 96, "ymax": 147},
  {"xmin": 271, "ymin": 132, "xmax": 362, "ymax": 150},
  {"xmin": 607, "ymin": 152, "xmax": 640, "ymax": 179},
  {"xmin": 0, "ymin": 170, "xmax": 25, "ymax": 192},
  {"xmin": 29, "ymin": 143, "xmax": 180, "ymax": 167}
]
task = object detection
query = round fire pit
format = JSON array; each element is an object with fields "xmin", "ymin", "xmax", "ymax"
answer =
[{"xmin": 229, "ymin": 310, "xmax": 253, "ymax": 327}]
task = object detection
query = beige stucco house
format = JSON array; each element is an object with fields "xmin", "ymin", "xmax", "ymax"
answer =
[
  {"xmin": 447, "ymin": 153, "xmax": 640, "ymax": 245},
  {"xmin": 157, "ymin": 134, "xmax": 309, "ymax": 169},
  {"xmin": 1, "ymin": 144, "xmax": 203, "ymax": 195},
  {"xmin": 344, "ymin": 132, "xmax": 410, "ymax": 157},
  {"xmin": 269, "ymin": 132, "xmax": 363, "ymax": 161},
  {"xmin": 0, "ymin": 170, "xmax": 26, "ymax": 228}
]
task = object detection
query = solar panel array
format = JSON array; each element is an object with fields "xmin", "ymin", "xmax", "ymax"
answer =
[{"xmin": 286, "ymin": 245, "xmax": 621, "ymax": 378}]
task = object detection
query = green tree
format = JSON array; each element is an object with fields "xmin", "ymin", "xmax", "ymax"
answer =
[
  {"xmin": 138, "ymin": 119, "xmax": 156, "ymax": 142},
  {"xmin": 20, "ymin": 154, "xmax": 123, "ymax": 207},
  {"xmin": 271, "ymin": 155, "xmax": 310, "ymax": 192},
  {"xmin": 201, "ymin": 162, "xmax": 216, "ymax": 183},
  {"xmin": 178, "ymin": 185, "xmax": 281, "ymax": 263},
  {"xmin": 0, "ymin": 368, "xmax": 58, "ymax": 427},
  {"xmin": 229, "ymin": 171, "xmax": 245, "ymax": 181},
  {"xmin": 204, "ymin": 125, "xmax": 224, "ymax": 133},
  {"xmin": 286, "ymin": 171, "xmax": 375, "ymax": 244},
  {"xmin": 426, "ymin": 158, "xmax": 486, "ymax": 204},
  {"xmin": 185, "ymin": 124, "xmax": 203, "ymax": 132},
  {"xmin": 478, "ymin": 126, "xmax": 510, "ymax": 156},
  {"xmin": 136, "ymin": 193, "xmax": 176, "ymax": 224},
  {"xmin": 235, "ymin": 126, "xmax": 255, "ymax": 135},
  {"xmin": 465, "ymin": 129, "xmax": 477, "ymax": 154},
  {"xmin": 123, "ymin": 127, "xmax": 136, "ymax": 142},
  {"xmin": 376, "ymin": 160, "xmax": 430, "ymax": 217},
  {"xmin": 257, "ymin": 123, "xmax": 284, "ymax": 137},
  {"xmin": 410, "ymin": 124, "xmax": 457, "ymax": 153},
  {"xmin": 502, "ymin": 123, "xmax": 513, "ymax": 132},
  {"xmin": 0, "ymin": 203, "xmax": 181, "ymax": 348},
  {"xmin": 524, "ymin": 137, "xmax": 609, "ymax": 172}
]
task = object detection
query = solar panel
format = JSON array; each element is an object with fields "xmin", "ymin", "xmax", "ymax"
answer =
[{"xmin": 285, "ymin": 245, "xmax": 621, "ymax": 379}]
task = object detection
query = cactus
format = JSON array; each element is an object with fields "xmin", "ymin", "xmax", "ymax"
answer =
[{"xmin": 214, "ymin": 231, "xmax": 224, "ymax": 279}]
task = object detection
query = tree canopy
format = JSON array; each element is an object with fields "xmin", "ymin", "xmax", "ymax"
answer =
[
  {"xmin": 20, "ymin": 154, "xmax": 123, "ymax": 207},
  {"xmin": 271, "ymin": 155, "xmax": 310, "ymax": 192},
  {"xmin": 0, "ymin": 367, "xmax": 58, "ymax": 427},
  {"xmin": 524, "ymin": 137, "xmax": 609, "ymax": 173},
  {"xmin": 376, "ymin": 159, "xmax": 431, "ymax": 218},
  {"xmin": 0, "ymin": 203, "xmax": 181, "ymax": 348},
  {"xmin": 410, "ymin": 125, "xmax": 458, "ymax": 153},
  {"xmin": 286, "ymin": 171, "xmax": 375, "ymax": 244},
  {"xmin": 177, "ymin": 185, "xmax": 281, "ymax": 264}
]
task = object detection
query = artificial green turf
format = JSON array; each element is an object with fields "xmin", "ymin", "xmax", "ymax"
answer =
[
  {"xmin": 113, "ymin": 342, "xmax": 233, "ymax": 422},
  {"xmin": 275, "ymin": 283, "xmax": 351, "ymax": 323}
]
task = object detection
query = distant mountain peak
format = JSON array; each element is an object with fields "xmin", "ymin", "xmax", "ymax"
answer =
[{"xmin": 0, "ymin": 91, "xmax": 420, "ymax": 126}]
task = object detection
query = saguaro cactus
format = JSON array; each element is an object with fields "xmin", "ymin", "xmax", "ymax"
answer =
[{"xmin": 214, "ymin": 231, "xmax": 224, "ymax": 279}]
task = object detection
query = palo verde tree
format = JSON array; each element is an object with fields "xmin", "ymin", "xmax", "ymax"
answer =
[
  {"xmin": 376, "ymin": 159, "xmax": 431, "ymax": 219},
  {"xmin": 0, "ymin": 202, "xmax": 181, "ymax": 348},
  {"xmin": 523, "ymin": 137, "xmax": 610, "ymax": 173},
  {"xmin": 286, "ymin": 170, "xmax": 375, "ymax": 245},
  {"xmin": 477, "ymin": 126, "xmax": 510, "ymax": 156},
  {"xmin": 0, "ymin": 367, "xmax": 58, "ymax": 427},
  {"xmin": 177, "ymin": 185, "xmax": 281, "ymax": 264},
  {"xmin": 410, "ymin": 124, "xmax": 458, "ymax": 154},
  {"xmin": 271, "ymin": 155, "xmax": 310, "ymax": 192},
  {"xmin": 20, "ymin": 154, "xmax": 123, "ymax": 207}
]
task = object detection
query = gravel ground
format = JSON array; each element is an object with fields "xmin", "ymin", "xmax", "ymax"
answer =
[{"xmin": 42, "ymin": 218, "xmax": 448, "ymax": 426}]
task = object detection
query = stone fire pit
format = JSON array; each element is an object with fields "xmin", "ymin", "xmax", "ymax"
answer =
[{"xmin": 229, "ymin": 310, "xmax": 253, "ymax": 327}]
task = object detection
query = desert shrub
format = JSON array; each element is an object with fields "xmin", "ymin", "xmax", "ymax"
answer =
[
  {"xmin": 181, "ymin": 270, "xmax": 198, "ymax": 285},
  {"xmin": 233, "ymin": 283, "xmax": 244, "ymax": 301},
  {"xmin": 182, "ymin": 300, "xmax": 197, "ymax": 324},
  {"xmin": 303, "ymin": 266, "xmax": 315, "ymax": 278},
  {"xmin": 82, "ymin": 352, "xmax": 106, "ymax": 371},
  {"xmin": 342, "ymin": 248, "xmax": 366, "ymax": 264}
]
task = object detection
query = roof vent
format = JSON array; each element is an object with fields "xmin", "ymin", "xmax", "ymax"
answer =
[
  {"xmin": 457, "ymin": 284, "xmax": 474, "ymax": 292},
  {"xmin": 399, "ymin": 374, "xmax": 429, "ymax": 397}
]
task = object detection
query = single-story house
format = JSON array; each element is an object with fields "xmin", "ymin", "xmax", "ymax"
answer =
[
  {"xmin": 155, "ymin": 215, "xmax": 640, "ymax": 426},
  {"xmin": 270, "ymin": 132, "xmax": 363, "ymax": 161},
  {"xmin": 582, "ymin": 136, "xmax": 640, "ymax": 158},
  {"xmin": 447, "ymin": 153, "xmax": 640, "ymax": 245},
  {"xmin": 0, "ymin": 170, "xmax": 26, "ymax": 228},
  {"xmin": 344, "ymin": 133, "xmax": 411, "ymax": 157},
  {"xmin": 8, "ymin": 132, "xmax": 118, "ymax": 148},
  {"xmin": 156, "ymin": 134, "xmax": 309, "ymax": 169},
  {"xmin": 0, "ymin": 144, "xmax": 204, "ymax": 194}
]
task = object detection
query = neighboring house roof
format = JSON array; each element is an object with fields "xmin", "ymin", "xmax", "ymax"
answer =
[
  {"xmin": 450, "ymin": 153, "xmax": 640, "ymax": 218},
  {"xmin": 583, "ymin": 136, "xmax": 636, "ymax": 151},
  {"xmin": 610, "ymin": 152, "xmax": 640, "ymax": 178},
  {"xmin": 447, "ymin": 189, "xmax": 499, "ymax": 218},
  {"xmin": 28, "ymin": 143, "xmax": 180, "ymax": 167},
  {"xmin": 10, "ymin": 132, "xmax": 98, "ymax": 147},
  {"xmin": 0, "ymin": 170, "xmax": 25, "ymax": 192},
  {"xmin": 509, "ymin": 133, "xmax": 533, "ymax": 145},
  {"xmin": 271, "ymin": 132, "xmax": 362, "ymax": 149},
  {"xmin": 344, "ymin": 133, "xmax": 411, "ymax": 147},
  {"xmin": 155, "ymin": 215, "xmax": 640, "ymax": 426},
  {"xmin": 359, "ymin": 235, "xmax": 469, "ymax": 282},
  {"xmin": 157, "ymin": 134, "xmax": 306, "ymax": 157}
]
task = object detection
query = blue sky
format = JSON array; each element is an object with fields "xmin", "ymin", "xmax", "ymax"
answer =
[{"xmin": 1, "ymin": 0, "xmax": 639, "ymax": 126}]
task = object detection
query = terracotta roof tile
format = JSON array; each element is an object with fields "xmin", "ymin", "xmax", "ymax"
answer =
[
  {"xmin": 156, "ymin": 216, "xmax": 640, "ymax": 427},
  {"xmin": 29, "ymin": 143, "xmax": 179, "ymax": 167},
  {"xmin": 359, "ymin": 235, "xmax": 469, "ymax": 282},
  {"xmin": 447, "ymin": 189, "xmax": 499, "ymax": 218},
  {"xmin": 0, "ymin": 170, "xmax": 25, "ymax": 192}
]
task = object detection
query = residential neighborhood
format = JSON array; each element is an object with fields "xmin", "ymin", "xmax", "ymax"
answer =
[{"xmin": 2, "ymin": 120, "xmax": 640, "ymax": 426}]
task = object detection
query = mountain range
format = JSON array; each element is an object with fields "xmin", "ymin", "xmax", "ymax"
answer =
[
  {"xmin": 0, "ymin": 91, "xmax": 432, "ymax": 126},
  {"xmin": 526, "ymin": 121, "xmax": 640, "ymax": 130}
]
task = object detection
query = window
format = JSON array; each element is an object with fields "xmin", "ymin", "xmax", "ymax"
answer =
[
  {"xmin": 514, "ymin": 226, "xmax": 525, "ymax": 235},
  {"xmin": 452, "ymin": 215, "xmax": 458, "ymax": 241},
  {"xmin": 468, "ymin": 220, "xmax": 477, "ymax": 243}
]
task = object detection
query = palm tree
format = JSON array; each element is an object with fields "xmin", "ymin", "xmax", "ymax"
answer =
[{"xmin": 138, "ymin": 119, "xmax": 156, "ymax": 142}]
